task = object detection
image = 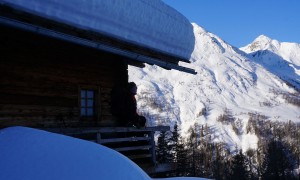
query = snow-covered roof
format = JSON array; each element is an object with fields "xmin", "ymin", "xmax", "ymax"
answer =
[{"xmin": 0, "ymin": 0, "xmax": 196, "ymax": 74}]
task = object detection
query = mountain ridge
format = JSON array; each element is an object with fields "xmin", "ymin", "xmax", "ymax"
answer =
[
  {"xmin": 241, "ymin": 34, "xmax": 300, "ymax": 90},
  {"xmin": 129, "ymin": 23, "xmax": 300, "ymax": 151}
]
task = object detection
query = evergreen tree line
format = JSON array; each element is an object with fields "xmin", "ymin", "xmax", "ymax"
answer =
[
  {"xmin": 271, "ymin": 88, "xmax": 300, "ymax": 108},
  {"xmin": 156, "ymin": 119, "xmax": 300, "ymax": 180}
]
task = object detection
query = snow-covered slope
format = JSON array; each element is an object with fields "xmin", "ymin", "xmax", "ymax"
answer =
[
  {"xmin": 241, "ymin": 35, "xmax": 300, "ymax": 89},
  {"xmin": 129, "ymin": 23, "xmax": 300, "ymax": 152},
  {"xmin": 241, "ymin": 35, "xmax": 300, "ymax": 66}
]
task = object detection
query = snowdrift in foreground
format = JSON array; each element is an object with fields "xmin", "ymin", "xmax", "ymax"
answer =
[
  {"xmin": 0, "ymin": 127, "xmax": 208, "ymax": 180},
  {"xmin": 0, "ymin": 127, "xmax": 150, "ymax": 180}
]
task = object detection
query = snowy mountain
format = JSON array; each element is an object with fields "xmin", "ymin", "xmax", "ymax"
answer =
[
  {"xmin": 129, "ymin": 23, "xmax": 300, "ymax": 152},
  {"xmin": 241, "ymin": 35, "xmax": 300, "ymax": 89}
]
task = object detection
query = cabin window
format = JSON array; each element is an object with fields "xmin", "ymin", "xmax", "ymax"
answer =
[{"xmin": 80, "ymin": 90, "xmax": 95, "ymax": 117}]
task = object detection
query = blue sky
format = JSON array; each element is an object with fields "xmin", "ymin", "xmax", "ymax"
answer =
[{"xmin": 162, "ymin": 0, "xmax": 300, "ymax": 48}]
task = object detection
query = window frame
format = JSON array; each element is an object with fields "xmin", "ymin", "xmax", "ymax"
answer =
[
  {"xmin": 78, "ymin": 86, "xmax": 101, "ymax": 122},
  {"xmin": 80, "ymin": 89, "xmax": 95, "ymax": 117}
]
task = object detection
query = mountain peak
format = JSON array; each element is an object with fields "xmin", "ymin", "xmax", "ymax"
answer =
[
  {"xmin": 241, "ymin": 35, "xmax": 281, "ymax": 53},
  {"xmin": 248, "ymin": 35, "xmax": 272, "ymax": 51},
  {"xmin": 192, "ymin": 23, "xmax": 207, "ymax": 34},
  {"xmin": 254, "ymin": 35, "xmax": 272, "ymax": 43}
]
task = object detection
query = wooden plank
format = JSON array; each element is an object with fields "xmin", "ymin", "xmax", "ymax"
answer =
[
  {"xmin": 114, "ymin": 145, "xmax": 151, "ymax": 152},
  {"xmin": 0, "ymin": 93, "xmax": 77, "ymax": 106},
  {"xmin": 43, "ymin": 126, "xmax": 170, "ymax": 134},
  {"xmin": 96, "ymin": 126, "xmax": 170, "ymax": 133},
  {"xmin": 99, "ymin": 136, "xmax": 151, "ymax": 144},
  {"xmin": 0, "ymin": 66, "xmax": 118, "ymax": 88},
  {"xmin": 127, "ymin": 154, "xmax": 152, "ymax": 160},
  {"xmin": 0, "ymin": 104, "xmax": 79, "ymax": 115},
  {"xmin": 96, "ymin": 133, "xmax": 101, "ymax": 144}
]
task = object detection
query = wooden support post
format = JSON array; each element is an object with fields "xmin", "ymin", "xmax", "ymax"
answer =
[{"xmin": 96, "ymin": 132, "xmax": 101, "ymax": 144}]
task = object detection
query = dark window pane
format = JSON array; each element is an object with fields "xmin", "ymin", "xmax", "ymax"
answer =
[
  {"xmin": 87, "ymin": 91, "xmax": 94, "ymax": 98},
  {"xmin": 81, "ymin": 108, "xmax": 86, "ymax": 116},
  {"xmin": 81, "ymin": 90, "xmax": 86, "ymax": 98},
  {"xmin": 87, "ymin": 100, "xmax": 94, "ymax": 107},
  {"xmin": 87, "ymin": 108, "xmax": 94, "ymax": 116},
  {"xmin": 81, "ymin": 99, "xmax": 86, "ymax": 107}
]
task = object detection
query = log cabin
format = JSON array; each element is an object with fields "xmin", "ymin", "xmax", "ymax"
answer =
[{"xmin": 0, "ymin": 0, "xmax": 195, "ymax": 175}]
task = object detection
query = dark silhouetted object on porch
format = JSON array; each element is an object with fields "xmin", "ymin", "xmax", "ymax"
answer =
[{"xmin": 111, "ymin": 82, "xmax": 146, "ymax": 128}]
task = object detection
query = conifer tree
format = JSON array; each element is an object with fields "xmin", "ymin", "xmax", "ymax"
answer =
[
  {"xmin": 199, "ymin": 124, "xmax": 213, "ymax": 178},
  {"xmin": 186, "ymin": 126, "xmax": 198, "ymax": 176},
  {"xmin": 212, "ymin": 142, "xmax": 231, "ymax": 180},
  {"xmin": 176, "ymin": 136, "xmax": 188, "ymax": 176},
  {"xmin": 156, "ymin": 131, "xmax": 170, "ymax": 163},
  {"xmin": 245, "ymin": 149, "xmax": 257, "ymax": 180},
  {"xmin": 230, "ymin": 150, "xmax": 249, "ymax": 180},
  {"xmin": 262, "ymin": 140, "xmax": 294, "ymax": 179},
  {"xmin": 168, "ymin": 122, "xmax": 189, "ymax": 176},
  {"xmin": 169, "ymin": 122, "xmax": 179, "ymax": 162},
  {"xmin": 212, "ymin": 144, "xmax": 223, "ymax": 180}
]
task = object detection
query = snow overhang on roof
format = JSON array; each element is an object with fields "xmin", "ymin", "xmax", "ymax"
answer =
[{"xmin": 0, "ymin": 0, "xmax": 196, "ymax": 74}]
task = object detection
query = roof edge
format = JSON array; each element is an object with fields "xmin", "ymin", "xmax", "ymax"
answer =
[{"xmin": 0, "ymin": 15, "xmax": 196, "ymax": 75}]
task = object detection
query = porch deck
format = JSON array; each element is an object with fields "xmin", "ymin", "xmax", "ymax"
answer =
[{"xmin": 43, "ymin": 126, "xmax": 172, "ymax": 175}]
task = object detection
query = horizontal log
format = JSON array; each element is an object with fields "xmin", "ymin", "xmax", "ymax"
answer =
[
  {"xmin": 99, "ymin": 136, "xmax": 151, "ymax": 144},
  {"xmin": 0, "ymin": 69, "xmax": 118, "ymax": 88},
  {"xmin": 114, "ymin": 145, "xmax": 151, "ymax": 152},
  {"xmin": 127, "ymin": 154, "xmax": 152, "ymax": 160},
  {"xmin": 0, "ymin": 93, "xmax": 77, "ymax": 106},
  {"xmin": 43, "ymin": 126, "xmax": 170, "ymax": 134}
]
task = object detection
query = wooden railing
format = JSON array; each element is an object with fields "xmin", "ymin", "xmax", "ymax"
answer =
[{"xmin": 43, "ymin": 126, "xmax": 170, "ymax": 166}]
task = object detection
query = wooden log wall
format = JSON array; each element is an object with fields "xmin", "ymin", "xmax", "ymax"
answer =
[{"xmin": 0, "ymin": 25, "xmax": 128, "ymax": 128}]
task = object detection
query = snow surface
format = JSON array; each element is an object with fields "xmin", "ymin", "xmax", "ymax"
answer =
[
  {"xmin": 0, "ymin": 0, "xmax": 194, "ymax": 60},
  {"xmin": 156, "ymin": 178, "xmax": 208, "ymax": 180},
  {"xmin": 0, "ymin": 127, "xmax": 209, "ymax": 180},
  {"xmin": 241, "ymin": 35, "xmax": 300, "ymax": 66},
  {"xmin": 0, "ymin": 126, "xmax": 150, "ymax": 180},
  {"xmin": 241, "ymin": 35, "xmax": 300, "ymax": 89},
  {"xmin": 129, "ymin": 23, "xmax": 300, "ymax": 152}
]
